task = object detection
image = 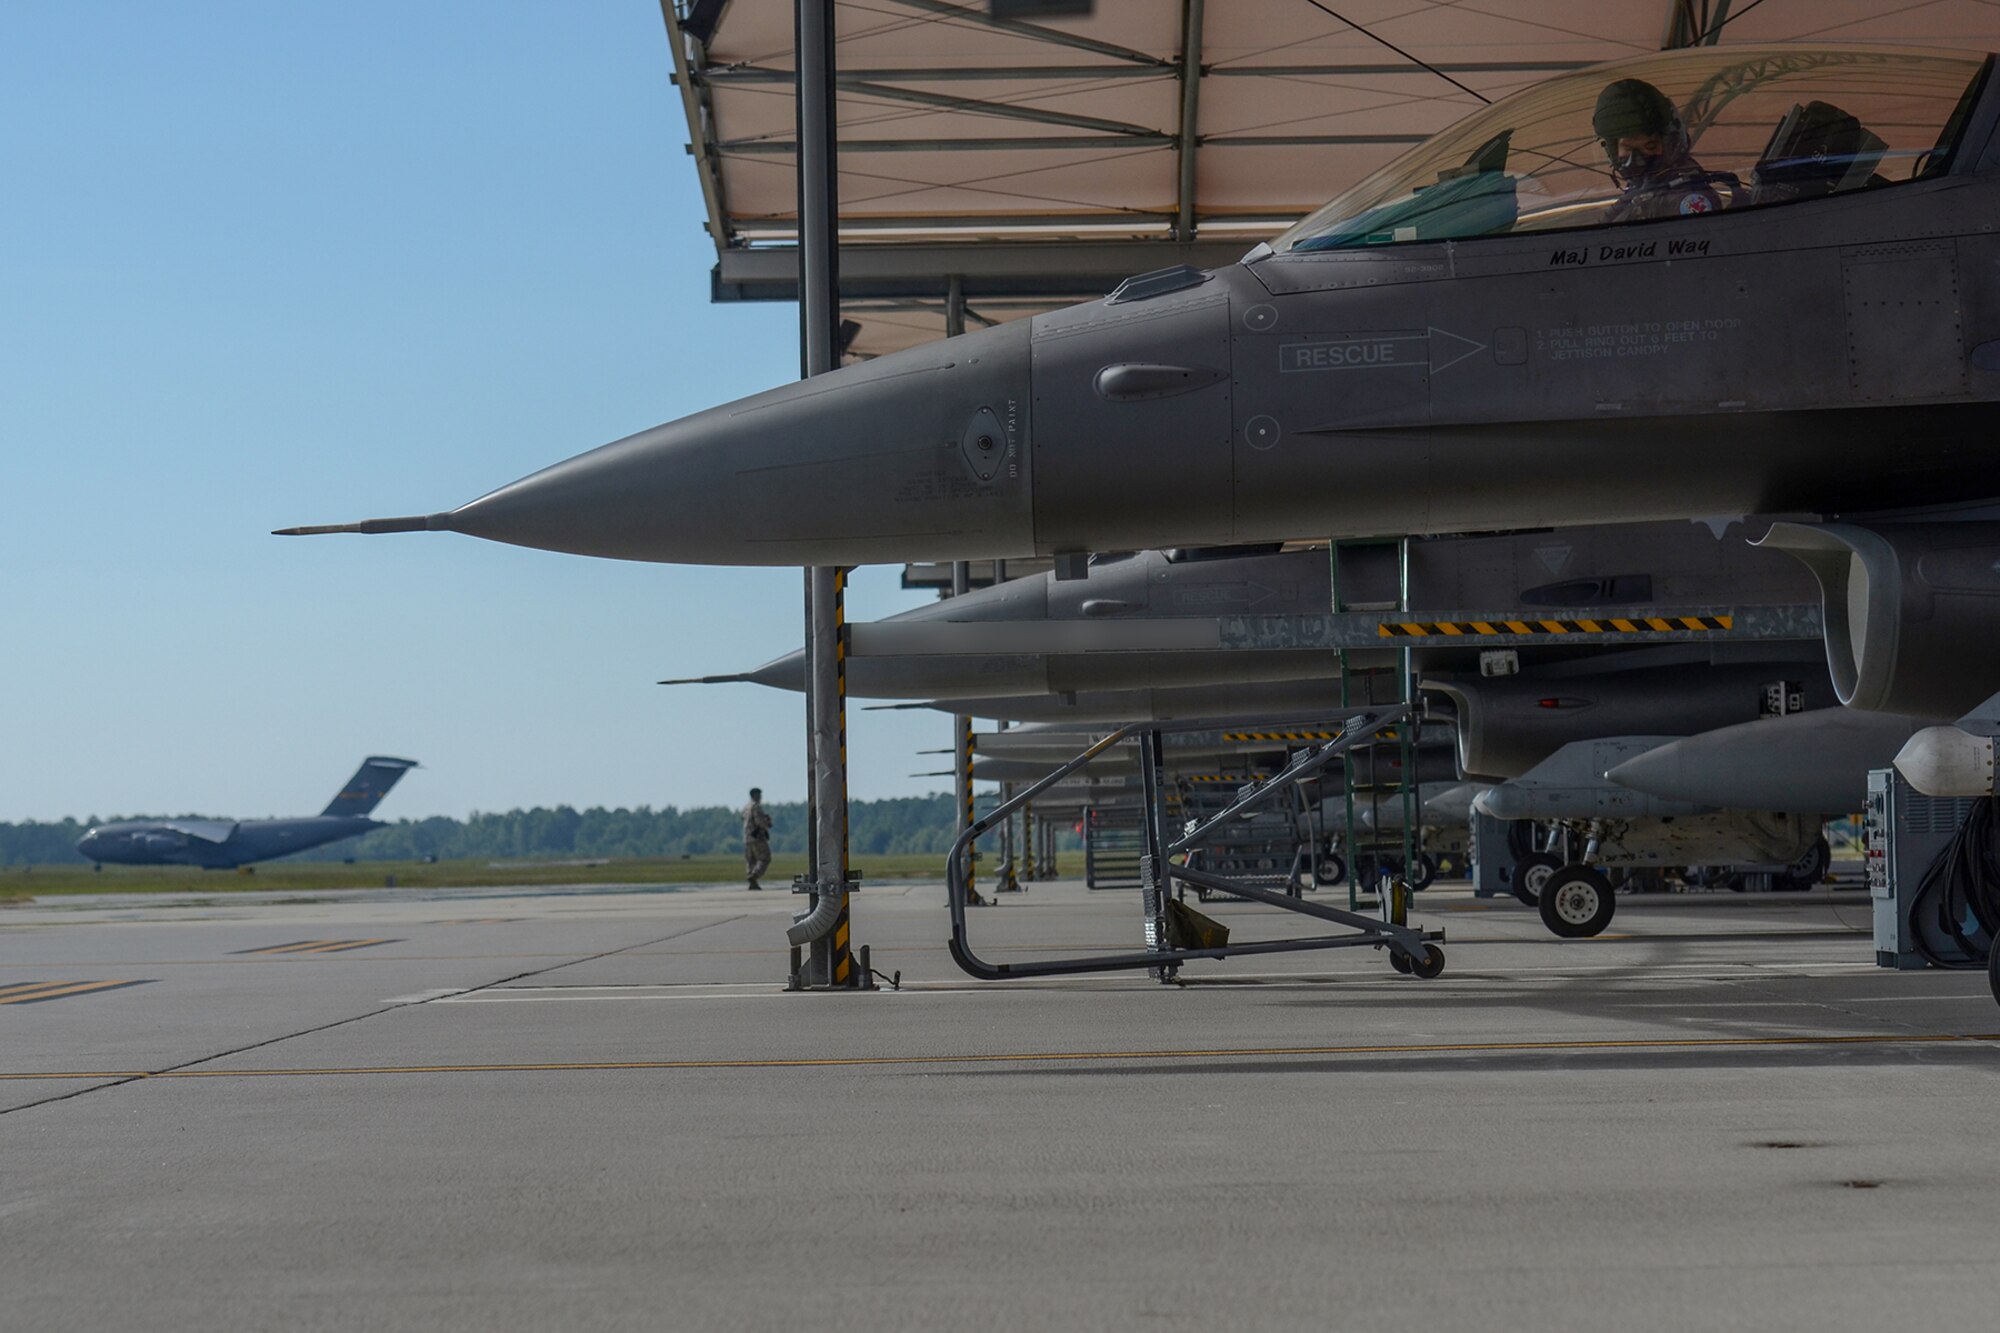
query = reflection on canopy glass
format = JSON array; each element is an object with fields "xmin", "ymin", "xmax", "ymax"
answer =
[{"xmin": 1269, "ymin": 47, "xmax": 1989, "ymax": 253}]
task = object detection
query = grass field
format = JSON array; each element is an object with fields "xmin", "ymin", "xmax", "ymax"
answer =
[{"xmin": 0, "ymin": 852, "xmax": 949, "ymax": 900}]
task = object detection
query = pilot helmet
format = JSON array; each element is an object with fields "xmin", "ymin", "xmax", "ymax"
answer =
[{"xmin": 1592, "ymin": 78, "xmax": 1688, "ymax": 179}]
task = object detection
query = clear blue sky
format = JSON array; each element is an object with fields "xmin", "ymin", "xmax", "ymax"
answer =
[{"xmin": 1, "ymin": 2, "xmax": 948, "ymax": 821}]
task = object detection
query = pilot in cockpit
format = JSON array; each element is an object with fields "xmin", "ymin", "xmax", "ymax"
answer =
[{"xmin": 1594, "ymin": 78, "xmax": 1738, "ymax": 222}]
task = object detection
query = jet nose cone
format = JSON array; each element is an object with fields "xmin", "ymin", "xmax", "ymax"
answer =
[
  {"xmin": 76, "ymin": 831, "xmax": 99, "ymax": 857},
  {"xmin": 439, "ymin": 425, "xmax": 709, "ymax": 563},
  {"xmin": 440, "ymin": 320, "xmax": 1037, "ymax": 567}
]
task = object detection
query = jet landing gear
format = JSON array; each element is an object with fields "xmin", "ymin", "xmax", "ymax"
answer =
[
  {"xmin": 1512, "ymin": 852, "xmax": 1560, "ymax": 906},
  {"xmin": 1538, "ymin": 864, "xmax": 1618, "ymax": 938},
  {"xmin": 1504, "ymin": 825, "xmax": 1615, "ymax": 936}
]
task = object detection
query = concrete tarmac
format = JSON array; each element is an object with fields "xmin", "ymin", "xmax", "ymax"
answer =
[{"xmin": 2, "ymin": 877, "xmax": 1995, "ymax": 1331}]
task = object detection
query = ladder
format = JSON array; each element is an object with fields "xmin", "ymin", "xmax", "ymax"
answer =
[
  {"xmin": 1083, "ymin": 806, "xmax": 1146, "ymax": 888},
  {"xmin": 1332, "ymin": 538, "xmax": 1422, "ymax": 908}
]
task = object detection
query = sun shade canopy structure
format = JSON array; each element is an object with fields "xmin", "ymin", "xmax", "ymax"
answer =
[
  {"xmin": 1276, "ymin": 45, "xmax": 1988, "ymax": 250},
  {"xmin": 663, "ymin": 0, "xmax": 2000, "ymax": 355}
]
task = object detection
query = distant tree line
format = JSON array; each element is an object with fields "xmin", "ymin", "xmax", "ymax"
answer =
[{"xmin": 0, "ymin": 794, "xmax": 1053, "ymax": 866}]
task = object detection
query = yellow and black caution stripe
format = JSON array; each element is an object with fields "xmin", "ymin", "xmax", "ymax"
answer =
[
  {"xmin": 0, "ymin": 979, "xmax": 153, "ymax": 1006},
  {"xmin": 1377, "ymin": 614, "xmax": 1733, "ymax": 638},
  {"xmin": 1222, "ymin": 729, "xmax": 1341, "ymax": 743},
  {"xmin": 232, "ymin": 939, "xmax": 399, "ymax": 956},
  {"xmin": 832, "ymin": 567, "xmax": 853, "ymax": 987}
]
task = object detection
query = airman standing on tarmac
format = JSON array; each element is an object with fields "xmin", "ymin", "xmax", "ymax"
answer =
[{"xmin": 742, "ymin": 786, "xmax": 772, "ymax": 890}]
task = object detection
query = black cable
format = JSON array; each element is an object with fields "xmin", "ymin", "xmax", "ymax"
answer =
[
  {"xmin": 1908, "ymin": 797, "xmax": 2000, "ymax": 970},
  {"xmin": 1704, "ymin": 0, "xmax": 1777, "ymax": 43},
  {"xmin": 1299, "ymin": 0, "xmax": 1491, "ymax": 106}
]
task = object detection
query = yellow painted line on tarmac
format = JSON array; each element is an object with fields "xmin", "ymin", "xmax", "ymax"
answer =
[
  {"xmin": 0, "ymin": 980, "xmax": 152, "ymax": 1006},
  {"xmin": 232, "ymin": 939, "xmax": 399, "ymax": 956},
  {"xmin": 4, "ymin": 1031, "xmax": 1995, "ymax": 1080},
  {"xmin": 0, "ymin": 981, "xmax": 85, "ymax": 1003}
]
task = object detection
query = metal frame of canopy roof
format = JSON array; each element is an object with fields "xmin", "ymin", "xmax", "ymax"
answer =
[{"xmin": 658, "ymin": 0, "xmax": 2000, "ymax": 358}]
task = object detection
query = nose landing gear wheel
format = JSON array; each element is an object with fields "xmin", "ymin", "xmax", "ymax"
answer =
[
  {"xmin": 1317, "ymin": 854, "xmax": 1346, "ymax": 887},
  {"xmin": 1775, "ymin": 834, "xmax": 1832, "ymax": 892},
  {"xmin": 1408, "ymin": 853, "xmax": 1437, "ymax": 891},
  {"xmin": 1513, "ymin": 852, "xmax": 1560, "ymax": 906},
  {"xmin": 1539, "ymin": 865, "xmax": 1616, "ymax": 938}
]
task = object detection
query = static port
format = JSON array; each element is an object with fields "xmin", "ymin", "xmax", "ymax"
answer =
[{"xmin": 977, "ymin": 435, "xmax": 995, "ymax": 451}]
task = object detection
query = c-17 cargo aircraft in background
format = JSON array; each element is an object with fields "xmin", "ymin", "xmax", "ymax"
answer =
[{"xmin": 77, "ymin": 756, "xmax": 418, "ymax": 870}]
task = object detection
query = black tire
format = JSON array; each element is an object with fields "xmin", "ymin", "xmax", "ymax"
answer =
[
  {"xmin": 1776, "ymin": 835, "xmax": 1831, "ymax": 891},
  {"xmin": 1388, "ymin": 948, "xmax": 1414, "ymax": 975},
  {"xmin": 1408, "ymin": 853, "xmax": 1437, "ymax": 891},
  {"xmin": 1410, "ymin": 943, "xmax": 1446, "ymax": 979},
  {"xmin": 1513, "ymin": 852, "xmax": 1561, "ymax": 906},
  {"xmin": 1317, "ymin": 854, "xmax": 1346, "ymax": 887},
  {"xmin": 1988, "ymin": 930, "xmax": 2000, "ymax": 1008},
  {"xmin": 1539, "ymin": 865, "xmax": 1617, "ymax": 938}
]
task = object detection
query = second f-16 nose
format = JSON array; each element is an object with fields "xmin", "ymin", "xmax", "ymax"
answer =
[{"xmin": 284, "ymin": 320, "xmax": 1036, "ymax": 566}]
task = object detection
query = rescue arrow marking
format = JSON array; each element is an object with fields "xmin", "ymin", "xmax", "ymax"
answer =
[
  {"xmin": 1426, "ymin": 326, "xmax": 1488, "ymax": 373},
  {"xmin": 1279, "ymin": 328, "xmax": 1488, "ymax": 374}
]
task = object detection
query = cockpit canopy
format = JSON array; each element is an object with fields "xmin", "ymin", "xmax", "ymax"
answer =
[{"xmin": 1269, "ymin": 46, "xmax": 1990, "ymax": 253}]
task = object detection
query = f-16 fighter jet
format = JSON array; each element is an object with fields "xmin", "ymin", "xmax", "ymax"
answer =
[{"xmin": 287, "ymin": 46, "xmax": 2000, "ymax": 756}]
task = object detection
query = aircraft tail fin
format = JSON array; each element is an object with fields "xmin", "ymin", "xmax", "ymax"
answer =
[{"xmin": 322, "ymin": 756, "xmax": 418, "ymax": 818}]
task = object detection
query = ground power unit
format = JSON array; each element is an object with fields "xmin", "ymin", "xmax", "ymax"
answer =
[{"xmin": 1866, "ymin": 769, "xmax": 1980, "ymax": 969}]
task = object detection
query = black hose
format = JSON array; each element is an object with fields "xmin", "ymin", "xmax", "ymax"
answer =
[{"xmin": 1908, "ymin": 797, "xmax": 2000, "ymax": 969}]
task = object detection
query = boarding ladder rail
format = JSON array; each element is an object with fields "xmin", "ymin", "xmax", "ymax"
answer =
[{"xmin": 943, "ymin": 707, "xmax": 1445, "ymax": 983}]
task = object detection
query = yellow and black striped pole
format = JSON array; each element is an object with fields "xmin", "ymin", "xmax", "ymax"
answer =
[
  {"xmin": 949, "ymin": 558, "xmax": 984, "ymax": 908},
  {"xmin": 792, "ymin": 4, "xmax": 854, "ymax": 991},
  {"xmin": 957, "ymin": 713, "xmax": 983, "ymax": 905},
  {"xmin": 828, "ymin": 566, "xmax": 852, "ymax": 986},
  {"xmin": 799, "ymin": 564, "xmax": 855, "ymax": 989},
  {"xmin": 1020, "ymin": 793, "xmax": 1034, "ymax": 883}
]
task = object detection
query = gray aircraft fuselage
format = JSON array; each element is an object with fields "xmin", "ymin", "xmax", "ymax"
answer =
[
  {"xmin": 682, "ymin": 547, "xmax": 1343, "ymax": 701},
  {"xmin": 78, "ymin": 756, "xmax": 417, "ymax": 870},
  {"xmin": 1426, "ymin": 645, "xmax": 1834, "ymax": 779},
  {"xmin": 77, "ymin": 816, "xmax": 385, "ymax": 870},
  {"xmin": 295, "ymin": 50, "xmax": 2000, "ymax": 567},
  {"xmin": 934, "ymin": 676, "xmax": 1379, "ymax": 725}
]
